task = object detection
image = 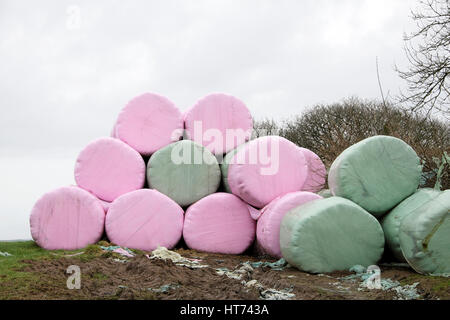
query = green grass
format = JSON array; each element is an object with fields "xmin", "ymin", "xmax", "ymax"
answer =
[
  {"xmin": 0, "ymin": 240, "xmax": 119, "ymax": 299},
  {"xmin": 399, "ymin": 273, "xmax": 450, "ymax": 297},
  {"xmin": 0, "ymin": 240, "xmax": 134, "ymax": 281},
  {"xmin": 0, "ymin": 241, "xmax": 58, "ymax": 299},
  {"xmin": 0, "ymin": 241, "xmax": 56, "ymax": 280}
]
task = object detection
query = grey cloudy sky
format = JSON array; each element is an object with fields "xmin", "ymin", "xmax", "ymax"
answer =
[{"xmin": 0, "ymin": 0, "xmax": 418, "ymax": 239}]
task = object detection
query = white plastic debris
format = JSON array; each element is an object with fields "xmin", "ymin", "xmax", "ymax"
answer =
[{"xmin": 147, "ymin": 246, "xmax": 208, "ymax": 269}]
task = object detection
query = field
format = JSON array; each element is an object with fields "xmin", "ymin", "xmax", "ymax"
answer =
[{"xmin": 0, "ymin": 241, "xmax": 448, "ymax": 300}]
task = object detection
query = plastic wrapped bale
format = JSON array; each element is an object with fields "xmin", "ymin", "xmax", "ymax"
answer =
[
  {"xmin": 257, "ymin": 191, "xmax": 322, "ymax": 258},
  {"xmin": 75, "ymin": 137, "xmax": 146, "ymax": 202},
  {"xmin": 105, "ymin": 189, "xmax": 184, "ymax": 251},
  {"xmin": 298, "ymin": 148, "xmax": 326, "ymax": 192},
  {"xmin": 381, "ymin": 188, "xmax": 442, "ymax": 262},
  {"xmin": 114, "ymin": 93, "xmax": 184, "ymax": 155},
  {"xmin": 223, "ymin": 136, "xmax": 308, "ymax": 208},
  {"xmin": 147, "ymin": 140, "xmax": 221, "ymax": 207},
  {"xmin": 398, "ymin": 189, "xmax": 450, "ymax": 276},
  {"xmin": 328, "ymin": 135, "xmax": 422, "ymax": 217},
  {"xmin": 184, "ymin": 93, "xmax": 253, "ymax": 155},
  {"xmin": 220, "ymin": 143, "xmax": 247, "ymax": 193},
  {"xmin": 30, "ymin": 186, "xmax": 105, "ymax": 250},
  {"xmin": 183, "ymin": 193, "xmax": 256, "ymax": 254},
  {"xmin": 280, "ymin": 197, "xmax": 385, "ymax": 273}
]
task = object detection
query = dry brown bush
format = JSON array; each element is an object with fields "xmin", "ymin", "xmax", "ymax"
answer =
[{"xmin": 254, "ymin": 97, "xmax": 449, "ymax": 189}]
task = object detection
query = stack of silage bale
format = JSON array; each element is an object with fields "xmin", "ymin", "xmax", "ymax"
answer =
[
  {"xmin": 279, "ymin": 136, "xmax": 449, "ymax": 276},
  {"xmin": 29, "ymin": 92, "xmax": 449, "ymax": 277}
]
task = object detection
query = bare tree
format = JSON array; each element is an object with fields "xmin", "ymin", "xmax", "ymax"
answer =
[
  {"xmin": 396, "ymin": 0, "xmax": 450, "ymax": 117},
  {"xmin": 252, "ymin": 118, "xmax": 279, "ymax": 138}
]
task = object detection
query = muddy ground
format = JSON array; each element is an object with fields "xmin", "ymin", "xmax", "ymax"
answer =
[{"xmin": 1, "ymin": 243, "xmax": 448, "ymax": 300}]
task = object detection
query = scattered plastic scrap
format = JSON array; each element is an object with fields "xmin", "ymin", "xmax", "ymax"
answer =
[
  {"xmin": 260, "ymin": 288, "xmax": 295, "ymax": 300},
  {"xmin": 342, "ymin": 265, "xmax": 421, "ymax": 300},
  {"xmin": 246, "ymin": 258, "xmax": 288, "ymax": 271},
  {"xmin": 147, "ymin": 247, "xmax": 208, "ymax": 269},
  {"xmin": 100, "ymin": 246, "xmax": 135, "ymax": 258},
  {"xmin": 216, "ymin": 263, "xmax": 253, "ymax": 280},
  {"xmin": 392, "ymin": 282, "xmax": 421, "ymax": 300},
  {"xmin": 241, "ymin": 278, "xmax": 295, "ymax": 300},
  {"xmin": 331, "ymin": 282, "xmax": 351, "ymax": 291},
  {"xmin": 349, "ymin": 265, "xmax": 366, "ymax": 274},
  {"xmin": 216, "ymin": 263, "xmax": 295, "ymax": 300},
  {"xmin": 216, "ymin": 267, "xmax": 242, "ymax": 280},
  {"xmin": 0, "ymin": 251, "xmax": 12, "ymax": 257},
  {"xmin": 149, "ymin": 284, "xmax": 180, "ymax": 293}
]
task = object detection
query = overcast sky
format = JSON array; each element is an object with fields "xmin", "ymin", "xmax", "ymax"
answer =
[{"xmin": 0, "ymin": 0, "xmax": 418, "ymax": 239}]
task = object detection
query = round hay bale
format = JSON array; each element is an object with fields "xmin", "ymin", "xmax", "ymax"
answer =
[
  {"xmin": 280, "ymin": 197, "xmax": 385, "ymax": 273},
  {"xmin": 398, "ymin": 189, "xmax": 450, "ymax": 276},
  {"xmin": 224, "ymin": 136, "xmax": 308, "ymax": 208},
  {"xmin": 30, "ymin": 186, "xmax": 105, "ymax": 250},
  {"xmin": 147, "ymin": 140, "xmax": 221, "ymax": 207},
  {"xmin": 381, "ymin": 188, "xmax": 441, "ymax": 262},
  {"xmin": 105, "ymin": 189, "xmax": 184, "ymax": 251},
  {"xmin": 75, "ymin": 137, "xmax": 146, "ymax": 202},
  {"xmin": 298, "ymin": 147, "xmax": 326, "ymax": 193},
  {"xmin": 257, "ymin": 191, "xmax": 322, "ymax": 258},
  {"xmin": 184, "ymin": 93, "xmax": 253, "ymax": 155},
  {"xmin": 183, "ymin": 193, "xmax": 256, "ymax": 254},
  {"xmin": 114, "ymin": 93, "xmax": 184, "ymax": 155},
  {"xmin": 328, "ymin": 135, "xmax": 422, "ymax": 217}
]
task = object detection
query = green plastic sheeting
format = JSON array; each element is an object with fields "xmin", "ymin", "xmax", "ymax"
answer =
[
  {"xmin": 317, "ymin": 189, "xmax": 333, "ymax": 198},
  {"xmin": 398, "ymin": 190, "xmax": 450, "ymax": 276},
  {"xmin": 280, "ymin": 197, "xmax": 385, "ymax": 273},
  {"xmin": 328, "ymin": 135, "xmax": 422, "ymax": 217},
  {"xmin": 147, "ymin": 140, "xmax": 221, "ymax": 206},
  {"xmin": 381, "ymin": 188, "xmax": 442, "ymax": 262},
  {"xmin": 220, "ymin": 143, "xmax": 246, "ymax": 193}
]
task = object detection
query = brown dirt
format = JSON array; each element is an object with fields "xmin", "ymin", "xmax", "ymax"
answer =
[{"xmin": 2, "ymin": 248, "xmax": 449, "ymax": 300}]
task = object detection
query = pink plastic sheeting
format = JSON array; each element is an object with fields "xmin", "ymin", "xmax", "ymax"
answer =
[
  {"xmin": 75, "ymin": 137, "xmax": 146, "ymax": 202},
  {"xmin": 30, "ymin": 186, "xmax": 105, "ymax": 250},
  {"xmin": 256, "ymin": 191, "xmax": 322, "ymax": 258},
  {"xmin": 299, "ymin": 148, "xmax": 326, "ymax": 193},
  {"xmin": 247, "ymin": 205, "xmax": 261, "ymax": 221},
  {"xmin": 184, "ymin": 93, "xmax": 253, "ymax": 155},
  {"xmin": 105, "ymin": 189, "xmax": 184, "ymax": 251},
  {"xmin": 183, "ymin": 193, "xmax": 256, "ymax": 254},
  {"xmin": 99, "ymin": 199, "xmax": 111, "ymax": 214},
  {"xmin": 114, "ymin": 93, "xmax": 184, "ymax": 155},
  {"xmin": 227, "ymin": 136, "xmax": 309, "ymax": 208}
]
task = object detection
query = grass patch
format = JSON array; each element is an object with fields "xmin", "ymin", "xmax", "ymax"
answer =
[
  {"xmin": 0, "ymin": 241, "xmax": 56, "ymax": 280},
  {"xmin": 0, "ymin": 240, "xmax": 117, "ymax": 299},
  {"xmin": 430, "ymin": 278, "xmax": 450, "ymax": 295},
  {"xmin": 92, "ymin": 272, "xmax": 109, "ymax": 280}
]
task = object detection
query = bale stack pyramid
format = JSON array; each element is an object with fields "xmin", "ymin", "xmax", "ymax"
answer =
[{"xmin": 29, "ymin": 92, "xmax": 450, "ymax": 276}]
